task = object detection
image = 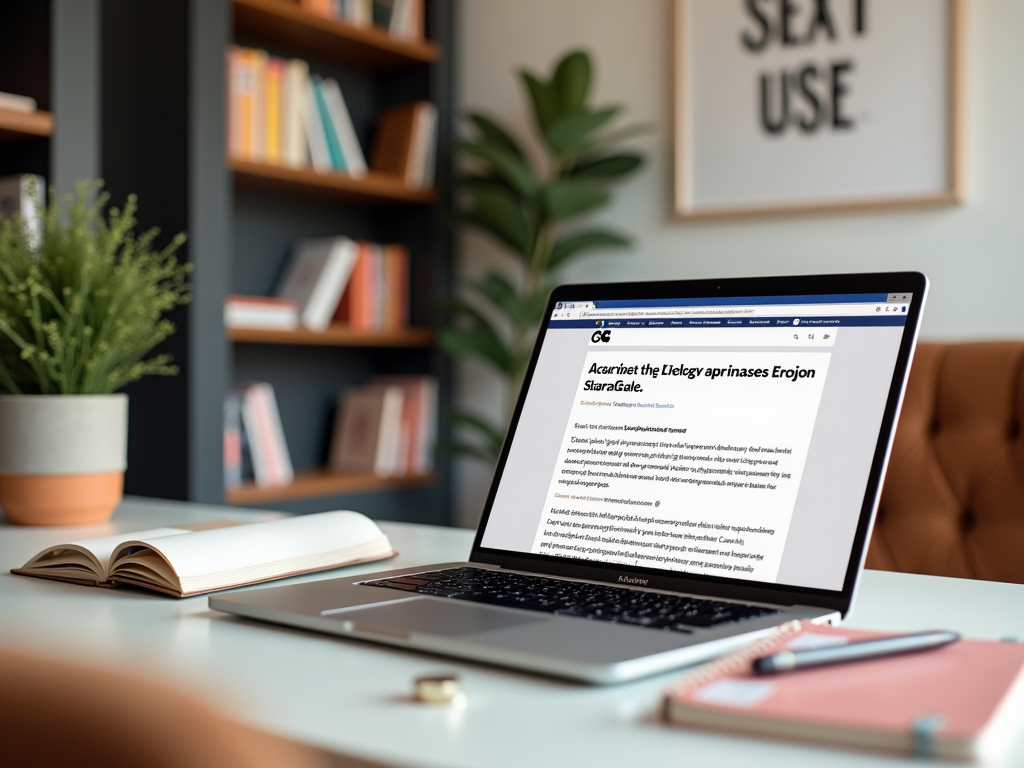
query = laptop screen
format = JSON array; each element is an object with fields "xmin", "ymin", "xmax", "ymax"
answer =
[{"xmin": 476, "ymin": 284, "xmax": 921, "ymax": 595}]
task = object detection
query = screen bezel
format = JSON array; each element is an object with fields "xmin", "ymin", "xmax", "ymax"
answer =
[{"xmin": 467, "ymin": 272, "xmax": 928, "ymax": 616}]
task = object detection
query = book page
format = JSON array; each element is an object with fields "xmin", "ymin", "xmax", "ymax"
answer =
[
  {"xmin": 110, "ymin": 510, "xmax": 392, "ymax": 594},
  {"xmin": 17, "ymin": 528, "xmax": 190, "ymax": 581}
]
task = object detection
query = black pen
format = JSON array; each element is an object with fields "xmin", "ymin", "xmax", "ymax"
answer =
[{"xmin": 752, "ymin": 630, "xmax": 961, "ymax": 675}]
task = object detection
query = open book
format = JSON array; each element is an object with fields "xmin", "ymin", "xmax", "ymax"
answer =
[
  {"xmin": 12, "ymin": 511, "xmax": 395, "ymax": 598},
  {"xmin": 663, "ymin": 622, "xmax": 1024, "ymax": 761}
]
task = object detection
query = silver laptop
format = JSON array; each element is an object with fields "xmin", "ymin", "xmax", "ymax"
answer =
[{"xmin": 211, "ymin": 272, "xmax": 927, "ymax": 684}]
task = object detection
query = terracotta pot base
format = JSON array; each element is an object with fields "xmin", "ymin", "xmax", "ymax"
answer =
[{"xmin": 0, "ymin": 471, "xmax": 124, "ymax": 525}]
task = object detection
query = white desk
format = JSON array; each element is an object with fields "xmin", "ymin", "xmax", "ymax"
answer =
[{"xmin": 3, "ymin": 497, "xmax": 1024, "ymax": 767}]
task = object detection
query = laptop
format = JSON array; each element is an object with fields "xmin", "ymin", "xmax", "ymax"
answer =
[{"xmin": 211, "ymin": 272, "xmax": 928, "ymax": 684}]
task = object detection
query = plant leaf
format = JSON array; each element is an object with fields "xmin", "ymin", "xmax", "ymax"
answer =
[
  {"xmin": 570, "ymin": 153, "xmax": 644, "ymax": 179},
  {"xmin": 470, "ymin": 272, "xmax": 525, "ymax": 327},
  {"xmin": 545, "ymin": 107, "xmax": 620, "ymax": 157},
  {"xmin": 552, "ymin": 50, "xmax": 591, "ymax": 112},
  {"xmin": 439, "ymin": 326, "xmax": 514, "ymax": 375},
  {"xmin": 520, "ymin": 70, "xmax": 559, "ymax": 133},
  {"xmin": 457, "ymin": 187, "xmax": 532, "ymax": 256},
  {"xmin": 468, "ymin": 112, "xmax": 526, "ymax": 161},
  {"xmin": 549, "ymin": 229, "xmax": 631, "ymax": 270},
  {"xmin": 540, "ymin": 180, "xmax": 609, "ymax": 222},
  {"xmin": 459, "ymin": 140, "xmax": 535, "ymax": 199},
  {"xmin": 458, "ymin": 174, "xmax": 516, "ymax": 198},
  {"xmin": 580, "ymin": 122, "xmax": 653, "ymax": 154}
]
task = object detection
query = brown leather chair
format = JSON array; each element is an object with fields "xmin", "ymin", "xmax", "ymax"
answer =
[
  {"xmin": 866, "ymin": 342, "xmax": 1024, "ymax": 582},
  {"xmin": 0, "ymin": 645, "xmax": 330, "ymax": 768}
]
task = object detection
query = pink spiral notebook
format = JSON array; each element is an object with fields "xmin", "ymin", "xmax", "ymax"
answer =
[{"xmin": 663, "ymin": 622, "xmax": 1024, "ymax": 761}]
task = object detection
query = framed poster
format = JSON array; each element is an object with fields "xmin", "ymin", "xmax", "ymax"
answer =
[{"xmin": 674, "ymin": 0, "xmax": 964, "ymax": 219}]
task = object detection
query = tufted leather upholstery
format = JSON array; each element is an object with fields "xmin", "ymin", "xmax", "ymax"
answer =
[{"xmin": 866, "ymin": 342, "xmax": 1024, "ymax": 582}]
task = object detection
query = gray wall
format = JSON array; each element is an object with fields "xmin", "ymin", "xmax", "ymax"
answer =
[{"xmin": 454, "ymin": 0, "xmax": 1024, "ymax": 526}]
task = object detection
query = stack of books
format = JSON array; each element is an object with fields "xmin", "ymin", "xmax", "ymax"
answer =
[
  {"xmin": 227, "ymin": 47, "xmax": 367, "ymax": 176},
  {"xmin": 224, "ymin": 295, "xmax": 299, "ymax": 330},
  {"xmin": 227, "ymin": 47, "xmax": 437, "ymax": 188},
  {"xmin": 329, "ymin": 376, "xmax": 437, "ymax": 478},
  {"xmin": 260, "ymin": 236, "xmax": 408, "ymax": 333},
  {"xmin": 224, "ymin": 383, "xmax": 294, "ymax": 489},
  {"xmin": 299, "ymin": 0, "xmax": 424, "ymax": 42}
]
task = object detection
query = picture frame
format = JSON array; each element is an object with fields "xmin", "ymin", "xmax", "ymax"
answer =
[{"xmin": 674, "ymin": 0, "xmax": 965, "ymax": 220}]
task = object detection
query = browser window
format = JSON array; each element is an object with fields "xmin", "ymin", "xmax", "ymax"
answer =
[{"xmin": 480, "ymin": 293, "xmax": 911, "ymax": 592}]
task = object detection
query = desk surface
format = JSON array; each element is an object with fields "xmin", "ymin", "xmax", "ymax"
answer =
[{"xmin": 3, "ymin": 497, "xmax": 1024, "ymax": 768}]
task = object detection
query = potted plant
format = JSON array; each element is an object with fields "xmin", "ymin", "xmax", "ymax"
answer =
[
  {"xmin": 0, "ymin": 182, "xmax": 190, "ymax": 525},
  {"xmin": 442, "ymin": 50, "xmax": 647, "ymax": 462}
]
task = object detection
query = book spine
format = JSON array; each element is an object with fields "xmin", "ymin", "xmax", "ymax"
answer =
[
  {"xmin": 239, "ymin": 386, "xmax": 271, "ymax": 486},
  {"xmin": 321, "ymin": 78, "xmax": 367, "ymax": 177},
  {"xmin": 258, "ymin": 383, "xmax": 295, "ymax": 484},
  {"xmin": 264, "ymin": 57, "xmax": 284, "ymax": 165},
  {"xmin": 313, "ymin": 76, "xmax": 346, "ymax": 172},
  {"xmin": 224, "ymin": 393, "xmax": 243, "ymax": 489},
  {"xmin": 282, "ymin": 59, "xmax": 309, "ymax": 168},
  {"xmin": 250, "ymin": 49, "xmax": 268, "ymax": 163},
  {"xmin": 302, "ymin": 74, "xmax": 332, "ymax": 172}
]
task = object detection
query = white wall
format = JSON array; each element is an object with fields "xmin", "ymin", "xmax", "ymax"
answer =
[{"xmin": 454, "ymin": 0, "xmax": 1024, "ymax": 527}]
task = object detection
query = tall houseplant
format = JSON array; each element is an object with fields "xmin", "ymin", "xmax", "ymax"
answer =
[
  {"xmin": 442, "ymin": 50, "xmax": 646, "ymax": 462},
  {"xmin": 0, "ymin": 182, "xmax": 190, "ymax": 524}
]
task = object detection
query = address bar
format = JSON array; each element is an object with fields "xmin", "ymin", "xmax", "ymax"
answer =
[{"xmin": 577, "ymin": 303, "xmax": 893, "ymax": 318}]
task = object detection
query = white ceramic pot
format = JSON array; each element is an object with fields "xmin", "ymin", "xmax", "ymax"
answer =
[{"xmin": 0, "ymin": 394, "xmax": 128, "ymax": 525}]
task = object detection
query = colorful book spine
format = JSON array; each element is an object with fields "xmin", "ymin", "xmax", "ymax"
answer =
[{"xmin": 264, "ymin": 57, "xmax": 284, "ymax": 165}]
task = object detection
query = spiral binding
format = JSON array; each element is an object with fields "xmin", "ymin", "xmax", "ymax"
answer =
[{"xmin": 664, "ymin": 620, "xmax": 804, "ymax": 705}]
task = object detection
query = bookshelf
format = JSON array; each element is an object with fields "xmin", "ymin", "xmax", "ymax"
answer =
[
  {"xmin": 2, "ymin": 0, "xmax": 454, "ymax": 523},
  {"xmin": 223, "ymin": 0, "xmax": 453, "ymax": 519},
  {"xmin": 233, "ymin": 0, "xmax": 439, "ymax": 70},
  {"xmin": 231, "ymin": 159, "xmax": 436, "ymax": 204},
  {"xmin": 228, "ymin": 325, "xmax": 434, "ymax": 347}
]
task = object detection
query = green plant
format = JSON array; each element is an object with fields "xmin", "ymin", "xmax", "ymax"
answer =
[
  {"xmin": 0, "ymin": 181, "xmax": 191, "ymax": 395},
  {"xmin": 441, "ymin": 49, "xmax": 647, "ymax": 462}
]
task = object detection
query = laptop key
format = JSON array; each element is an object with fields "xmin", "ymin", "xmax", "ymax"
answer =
[{"xmin": 362, "ymin": 568, "xmax": 778, "ymax": 632}]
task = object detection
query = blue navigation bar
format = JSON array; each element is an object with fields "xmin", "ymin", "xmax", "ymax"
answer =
[
  {"xmin": 549, "ymin": 315, "xmax": 907, "ymax": 329},
  {"xmin": 585, "ymin": 293, "xmax": 888, "ymax": 309}
]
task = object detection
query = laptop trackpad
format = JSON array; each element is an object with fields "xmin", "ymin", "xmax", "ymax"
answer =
[{"xmin": 325, "ymin": 597, "xmax": 547, "ymax": 638}]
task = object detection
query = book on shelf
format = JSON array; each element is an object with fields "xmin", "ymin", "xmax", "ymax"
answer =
[
  {"xmin": 373, "ymin": 375, "xmax": 438, "ymax": 474},
  {"xmin": 328, "ymin": 376, "xmax": 437, "ymax": 477},
  {"xmin": 0, "ymin": 90, "xmax": 37, "ymax": 113},
  {"xmin": 319, "ymin": 77, "xmax": 367, "ymax": 177},
  {"xmin": 333, "ymin": 241, "xmax": 409, "ymax": 331},
  {"xmin": 224, "ymin": 392, "xmax": 244, "ymax": 489},
  {"xmin": 264, "ymin": 56, "xmax": 284, "ymax": 165},
  {"xmin": 12, "ymin": 511, "xmax": 395, "ymax": 598},
  {"xmin": 663, "ymin": 621, "xmax": 1024, "ymax": 761},
  {"xmin": 224, "ymin": 294, "xmax": 300, "ymax": 330},
  {"xmin": 232, "ymin": 382, "xmax": 294, "ymax": 488},
  {"xmin": 300, "ymin": 0, "xmax": 422, "ymax": 40},
  {"xmin": 370, "ymin": 101, "xmax": 437, "ymax": 188},
  {"xmin": 275, "ymin": 236, "xmax": 360, "ymax": 331},
  {"xmin": 228, "ymin": 46, "xmax": 369, "ymax": 177}
]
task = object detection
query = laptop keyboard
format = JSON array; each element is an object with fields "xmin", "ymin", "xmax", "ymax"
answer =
[{"xmin": 361, "ymin": 567, "xmax": 778, "ymax": 634}]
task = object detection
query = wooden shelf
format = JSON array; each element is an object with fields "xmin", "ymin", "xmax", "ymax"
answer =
[
  {"xmin": 226, "ymin": 470, "xmax": 435, "ymax": 504},
  {"xmin": 0, "ymin": 108, "xmax": 53, "ymax": 142},
  {"xmin": 231, "ymin": 158, "xmax": 436, "ymax": 204},
  {"xmin": 228, "ymin": 324, "xmax": 434, "ymax": 347},
  {"xmin": 233, "ymin": 0, "xmax": 439, "ymax": 70}
]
